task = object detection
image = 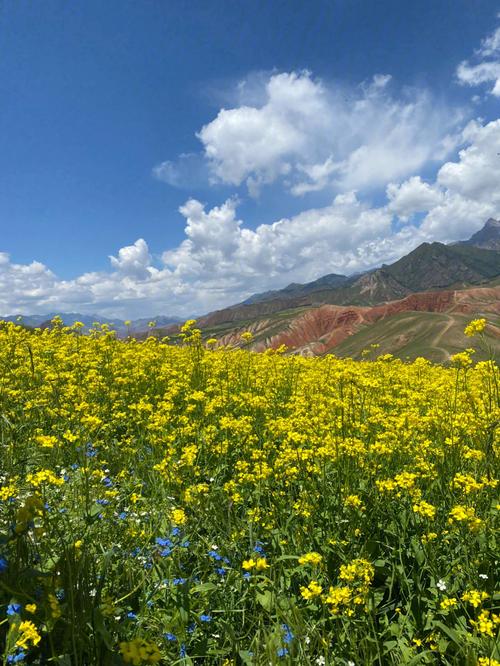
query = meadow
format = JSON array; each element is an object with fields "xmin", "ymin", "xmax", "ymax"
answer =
[{"xmin": 0, "ymin": 318, "xmax": 498, "ymax": 665}]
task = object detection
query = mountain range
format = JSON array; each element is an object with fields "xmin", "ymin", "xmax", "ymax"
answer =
[
  {"xmin": 4, "ymin": 219, "xmax": 500, "ymax": 361},
  {"xmin": 157, "ymin": 218, "xmax": 500, "ymax": 361},
  {"xmin": 2, "ymin": 313, "xmax": 182, "ymax": 335}
]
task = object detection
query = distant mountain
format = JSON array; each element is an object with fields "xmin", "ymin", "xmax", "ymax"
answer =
[
  {"xmin": 459, "ymin": 218, "xmax": 500, "ymax": 251},
  {"xmin": 195, "ymin": 281, "xmax": 500, "ymax": 362},
  {"xmin": 5, "ymin": 219, "xmax": 500, "ymax": 362},
  {"xmin": 196, "ymin": 235, "xmax": 500, "ymax": 328},
  {"xmin": 151, "ymin": 218, "xmax": 500, "ymax": 362},
  {"xmin": 243, "ymin": 273, "xmax": 349, "ymax": 304},
  {"xmin": 2, "ymin": 313, "xmax": 182, "ymax": 335}
]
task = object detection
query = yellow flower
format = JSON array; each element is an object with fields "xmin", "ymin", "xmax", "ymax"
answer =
[
  {"xmin": 440, "ymin": 597, "xmax": 458, "ymax": 610},
  {"xmin": 27, "ymin": 469, "xmax": 64, "ymax": 488},
  {"xmin": 413, "ymin": 500, "xmax": 436, "ymax": 519},
  {"xmin": 300, "ymin": 580, "xmax": 323, "ymax": 600},
  {"xmin": 15, "ymin": 620, "xmax": 41, "ymax": 649},
  {"xmin": 34, "ymin": 434, "xmax": 58, "ymax": 449},
  {"xmin": 25, "ymin": 604, "xmax": 37, "ymax": 614},
  {"xmin": 171, "ymin": 508, "xmax": 187, "ymax": 525},
  {"xmin": 324, "ymin": 585, "xmax": 351, "ymax": 613},
  {"xmin": 464, "ymin": 318, "xmax": 486, "ymax": 337},
  {"xmin": 344, "ymin": 494, "xmax": 364, "ymax": 510},
  {"xmin": 462, "ymin": 589, "xmax": 489, "ymax": 608},
  {"xmin": 242, "ymin": 557, "xmax": 269, "ymax": 571},
  {"xmin": 339, "ymin": 559, "xmax": 374, "ymax": 587},
  {"xmin": 451, "ymin": 351, "xmax": 474, "ymax": 368},
  {"xmin": 254, "ymin": 557, "xmax": 269, "ymax": 571},
  {"xmin": 298, "ymin": 552, "xmax": 322, "ymax": 566},
  {"xmin": 471, "ymin": 610, "xmax": 499, "ymax": 637}
]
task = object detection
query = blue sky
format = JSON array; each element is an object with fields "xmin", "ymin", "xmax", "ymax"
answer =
[{"xmin": 1, "ymin": 1, "xmax": 500, "ymax": 317}]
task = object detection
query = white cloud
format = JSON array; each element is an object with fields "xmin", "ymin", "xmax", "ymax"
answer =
[
  {"xmin": 5, "ymin": 51, "xmax": 500, "ymax": 321},
  {"xmin": 3, "ymin": 115, "xmax": 500, "ymax": 319},
  {"xmin": 391, "ymin": 118, "xmax": 500, "ymax": 241},
  {"xmin": 387, "ymin": 176, "xmax": 443, "ymax": 221},
  {"xmin": 109, "ymin": 238, "xmax": 152, "ymax": 278},
  {"xmin": 457, "ymin": 25, "xmax": 500, "ymax": 96},
  {"xmin": 158, "ymin": 71, "xmax": 463, "ymax": 196},
  {"xmin": 436, "ymin": 119, "xmax": 500, "ymax": 203}
]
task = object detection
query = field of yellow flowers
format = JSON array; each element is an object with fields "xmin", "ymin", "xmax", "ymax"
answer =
[{"xmin": 0, "ymin": 318, "xmax": 498, "ymax": 665}]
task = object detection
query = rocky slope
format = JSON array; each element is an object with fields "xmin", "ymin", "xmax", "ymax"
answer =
[{"xmin": 205, "ymin": 284, "xmax": 500, "ymax": 359}]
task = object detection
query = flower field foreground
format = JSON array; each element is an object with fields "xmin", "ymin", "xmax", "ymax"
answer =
[{"xmin": 0, "ymin": 319, "xmax": 499, "ymax": 665}]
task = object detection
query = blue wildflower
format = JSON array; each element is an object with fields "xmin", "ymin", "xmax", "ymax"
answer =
[
  {"xmin": 85, "ymin": 443, "xmax": 97, "ymax": 457},
  {"xmin": 179, "ymin": 644, "xmax": 187, "ymax": 658},
  {"xmin": 181, "ymin": 540, "xmax": 190, "ymax": 548},
  {"xmin": 216, "ymin": 567, "xmax": 226, "ymax": 575},
  {"xmin": 172, "ymin": 577, "xmax": 186, "ymax": 585},
  {"xmin": 200, "ymin": 614, "xmax": 212, "ymax": 622},
  {"xmin": 277, "ymin": 647, "xmax": 289, "ymax": 657},
  {"xmin": 7, "ymin": 652, "xmax": 26, "ymax": 664},
  {"xmin": 160, "ymin": 548, "xmax": 172, "ymax": 557},
  {"xmin": 171, "ymin": 527, "xmax": 180, "ymax": 537},
  {"xmin": 282, "ymin": 623, "xmax": 294, "ymax": 644},
  {"xmin": 127, "ymin": 612, "xmax": 137, "ymax": 620},
  {"xmin": 208, "ymin": 550, "xmax": 222, "ymax": 561},
  {"xmin": 7, "ymin": 603, "xmax": 22, "ymax": 616},
  {"xmin": 243, "ymin": 572, "xmax": 251, "ymax": 580},
  {"xmin": 164, "ymin": 632, "xmax": 177, "ymax": 641},
  {"xmin": 0, "ymin": 556, "xmax": 8, "ymax": 573},
  {"xmin": 155, "ymin": 537, "xmax": 173, "ymax": 547},
  {"xmin": 101, "ymin": 476, "xmax": 112, "ymax": 487}
]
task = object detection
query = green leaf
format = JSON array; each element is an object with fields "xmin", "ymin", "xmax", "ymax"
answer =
[
  {"xmin": 190, "ymin": 582, "xmax": 217, "ymax": 594},
  {"xmin": 432, "ymin": 620, "xmax": 463, "ymax": 647},
  {"xmin": 256, "ymin": 590, "xmax": 273, "ymax": 612},
  {"xmin": 238, "ymin": 650, "xmax": 255, "ymax": 665}
]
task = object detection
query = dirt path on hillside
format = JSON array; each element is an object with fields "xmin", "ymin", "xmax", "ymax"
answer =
[{"xmin": 431, "ymin": 314, "xmax": 455, "ymax": 361}]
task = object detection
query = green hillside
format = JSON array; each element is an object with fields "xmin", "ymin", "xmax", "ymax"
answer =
[{"xmin": 333, "ymin": 311, "xmax": 500, "ymax": 363}]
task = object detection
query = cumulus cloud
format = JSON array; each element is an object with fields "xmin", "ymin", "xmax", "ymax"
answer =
[
  {"xmin": 389, "ymin": 118, "xmax": 500, "ymax": 240},
  {"xmin": 457, "ymin": 24, "xmax": 500, "ymax": 96},
  {"xmin": 159, "ymin": 70, "xmax": 463, "ymax": 197},
  {"xmin": 3, "ymin": 116, "xmax": 500, "ymax": 319},
  {"xmin": 387, "ymin": 177, "xmax": 443, "ymax": 221},
  {"xmin": 109, "ymin": 238, "xmax": 152, "ymax": 278},
  {"xmin": 166, "ymin": 191, "xmax": 395, "ymax": 285}
]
